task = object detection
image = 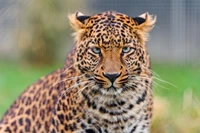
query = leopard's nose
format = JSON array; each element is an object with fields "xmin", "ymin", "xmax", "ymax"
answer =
[{"xmin": 103, "ymin": 72, "xmax": 121, "ymax": 83}]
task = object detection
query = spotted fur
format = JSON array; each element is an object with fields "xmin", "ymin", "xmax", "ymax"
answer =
[{"xmin": 0, "ymin": 11, "xmax": 156, "ymax": 133}]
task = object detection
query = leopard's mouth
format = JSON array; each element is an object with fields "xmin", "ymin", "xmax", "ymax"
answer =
[
  {"xmin": 107, "ymin": 86, "xmax": 117, "ymax": 92},
  {"xmin": 100, "ymin": 86, "xmax": 123, "ymax": 96},
  {"xmin": 92, "ymin": 78, "xmax": 126, "ymax": 96}
]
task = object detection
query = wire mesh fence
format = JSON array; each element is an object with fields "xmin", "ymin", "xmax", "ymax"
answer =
[{"xmin": 0, "ymin": 0, "xmax": 200, "ymax": 65}]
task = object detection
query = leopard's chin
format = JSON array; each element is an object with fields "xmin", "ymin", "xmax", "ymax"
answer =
[{"xmin": 100, "ymin": 87, "xmax": 123, "ymax": 96}]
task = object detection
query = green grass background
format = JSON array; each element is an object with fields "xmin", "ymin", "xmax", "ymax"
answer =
[{"xmin": 0, "ymin": 61, "xmax": 200, "ymax": 132}]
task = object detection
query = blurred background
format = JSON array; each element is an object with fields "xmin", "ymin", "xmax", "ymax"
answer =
[{"xmin": 0, "ymin": 0, "xmax": 200, "ymax": 132}]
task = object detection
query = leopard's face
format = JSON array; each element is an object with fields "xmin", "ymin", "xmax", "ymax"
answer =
[{"xmin": 69, "ymin": 11, "xmax": 155, "ymax": 96}]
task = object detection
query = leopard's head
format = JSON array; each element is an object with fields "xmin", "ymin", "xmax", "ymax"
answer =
[{"xmin": 69, "ymin": 11, "xmax": 156, "ymax": 95}]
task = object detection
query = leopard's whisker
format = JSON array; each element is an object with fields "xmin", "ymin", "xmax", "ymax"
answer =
[
  {"xmin": 64, "ymin": 76, "xmax": 95, "ymax": 92},
  {"xmin": 134, "ymin": 75, "xmax": 169, "ymax": 87},
  {"xmin": 59, "ymin": 61, "xmax": 83, "ymax": 76},
  {"xmin": 60, "ymin": 80, "xmax": 92, "ymax": 97},
  {"xmin": 49, "ymin": 74, "xmax": 86, "ymax": 89},
  {"xmin": 134, "ymin": 76, "xmax": 170, "ymax": 90},
  {"xmin": 128, "ymin": 71, "xmax": 176, "ymax": 89},
  {"xmin": 141, "ymin": 66, "xmax": 160, "ymax": 78},
  {"xmin": 75, "ymin": 82, "xmax": 96, "ymax": 96},
  {"xmin": 76, "ymin": 83, "xmax": 98, "ymax": 101},
  {"xmin": 129, "ymin": 65, "xmax": 176, "ymax": 88},
  {"xmin": 153, "ymin": 76, "xmax": 177, "ymax": 88}
]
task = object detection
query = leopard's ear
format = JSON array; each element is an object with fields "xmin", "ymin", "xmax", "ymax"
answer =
[
  {"xmin": 132, "ymin": 12, "xmax": 156, "ymax": 42},
  {"xmin": 68, "ymin": 11, "xmax": 90, "ymax": 41},
  {"xmin": 132, "ymin": 12, "xmax": 156, "ymax": 32}
]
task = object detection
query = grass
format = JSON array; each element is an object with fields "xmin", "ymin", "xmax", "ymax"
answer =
[
  {"xmin": 152, "ymin": 63, "xmax": 200, "ymax": 107},
  {"xmin": 151, "ymin": 63, "xmax": 200, "ymax": 133},
  {"xmin": 0, "ymin": 61, "xmax": 62, "ymax": 116},
  {"xmin": 0, "ymin": 61, "xmax": 200, "ymax": 132}
]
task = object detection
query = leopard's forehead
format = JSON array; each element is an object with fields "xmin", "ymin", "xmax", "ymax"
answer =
[
  {"xmin": 86, "ymin": 11, "xmax": 137, "ymax": 27},
  {"xmin": 84, "ymin": 11, "xmax": 139, "ymax": 49}
]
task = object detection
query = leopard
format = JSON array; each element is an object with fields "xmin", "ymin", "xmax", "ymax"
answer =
[{"xmin": 0, "ymin": 11, "xmax": 156, "ymax": 133}]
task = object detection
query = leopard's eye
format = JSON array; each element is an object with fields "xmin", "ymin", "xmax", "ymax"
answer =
[
  {"xmin": 122, "ymin": 47, "xmax": 131, "ymax": 53},
  {"xmin": 92, "ymin": 47, "xmax": 101, "ymax": 54}
]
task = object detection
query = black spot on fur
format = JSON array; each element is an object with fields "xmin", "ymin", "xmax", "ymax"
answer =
[
  {"xmin": 85, "ymin": 129, "xmax": 96, "ymax": 133},
  {"xmin": 136, "ymin": 90, "xmax": 147, "ymax": 104},
  {"xmin": 99, "ymin": 107, "xmax": 108, "ymax": 113}
]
